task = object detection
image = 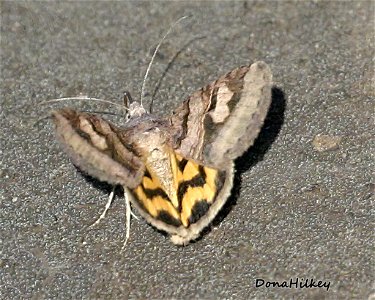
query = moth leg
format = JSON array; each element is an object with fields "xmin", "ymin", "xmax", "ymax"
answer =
[
  {"xmin": 121, "ymin": 188, "xmax": 132, "ymax": 250},
  {"xmin": 89, "ymin": 187, "xmax": 116, "ymax": 228}
]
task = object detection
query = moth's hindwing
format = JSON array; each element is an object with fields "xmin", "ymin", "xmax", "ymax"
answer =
[
  {"xmin": 127, "ymin": 150, "xmax": 234, "ymax": 245},
  {"xmin": 170, "ymin": 61, "xmax": 272, "ymax": 168}
]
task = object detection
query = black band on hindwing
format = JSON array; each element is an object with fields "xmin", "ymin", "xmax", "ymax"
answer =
[{"xmin": 177, "ymin": 165, "xmax": 207, "ymax": 204}]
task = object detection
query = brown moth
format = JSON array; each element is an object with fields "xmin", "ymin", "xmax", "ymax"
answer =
[{"xmin": 52, "ymin": 61, "xmax": 272, "ymax": 245}]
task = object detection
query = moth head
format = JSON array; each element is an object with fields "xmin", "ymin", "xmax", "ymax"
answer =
[{"xmin": 127, "ymin": 102, "xmax": 147, "ymax": 119}]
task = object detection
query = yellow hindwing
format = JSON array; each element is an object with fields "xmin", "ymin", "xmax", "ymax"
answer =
[{"xmin": 132, "ymin": 150, "xmax": 224, "ymax": 228}]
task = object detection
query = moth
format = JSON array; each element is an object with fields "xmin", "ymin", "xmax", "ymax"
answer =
[{"xmin": 51, "ymin": 61, "xmax": 272, "ymax": 245}]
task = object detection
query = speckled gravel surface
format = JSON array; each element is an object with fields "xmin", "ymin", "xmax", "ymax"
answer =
[{"xmin": 1, "ymin": 2, "xmax": 373, "ymax": 299}]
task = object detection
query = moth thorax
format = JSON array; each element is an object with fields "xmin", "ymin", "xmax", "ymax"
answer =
[{"xmin": 128, "ymin": 102, "xmax": 146, "ymax": 118}]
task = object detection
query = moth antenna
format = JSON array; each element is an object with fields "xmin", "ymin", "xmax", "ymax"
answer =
[
  {"xmin": 140, "ymin": 15, "xmax": 190, "ymax": 108},
  {"xmin": 39, "ymin": 96, "xmax": 129, "ymax": 113}
]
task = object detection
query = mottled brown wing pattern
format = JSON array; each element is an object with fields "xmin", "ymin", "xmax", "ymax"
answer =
[
  {"xmin": 170, "ymin": 61, "xmax": 272, "ymax": 168},
  {"xmin": 52, "ymin": 109, "xmax": 145, "ymax": 188}
]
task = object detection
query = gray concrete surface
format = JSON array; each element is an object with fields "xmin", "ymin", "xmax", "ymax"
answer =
[{"xmin": 1, "ymin": 1, "xmax": 373, "ymax": 299}]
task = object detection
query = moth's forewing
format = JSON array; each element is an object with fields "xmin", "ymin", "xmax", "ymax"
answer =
[
  {"xmin": 52, "ymin": 109, "xmax": 144, "ymax": 188},
  {"xmin": 170, "ymin": 61, "xmax": 272, "ymax": 168}
]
